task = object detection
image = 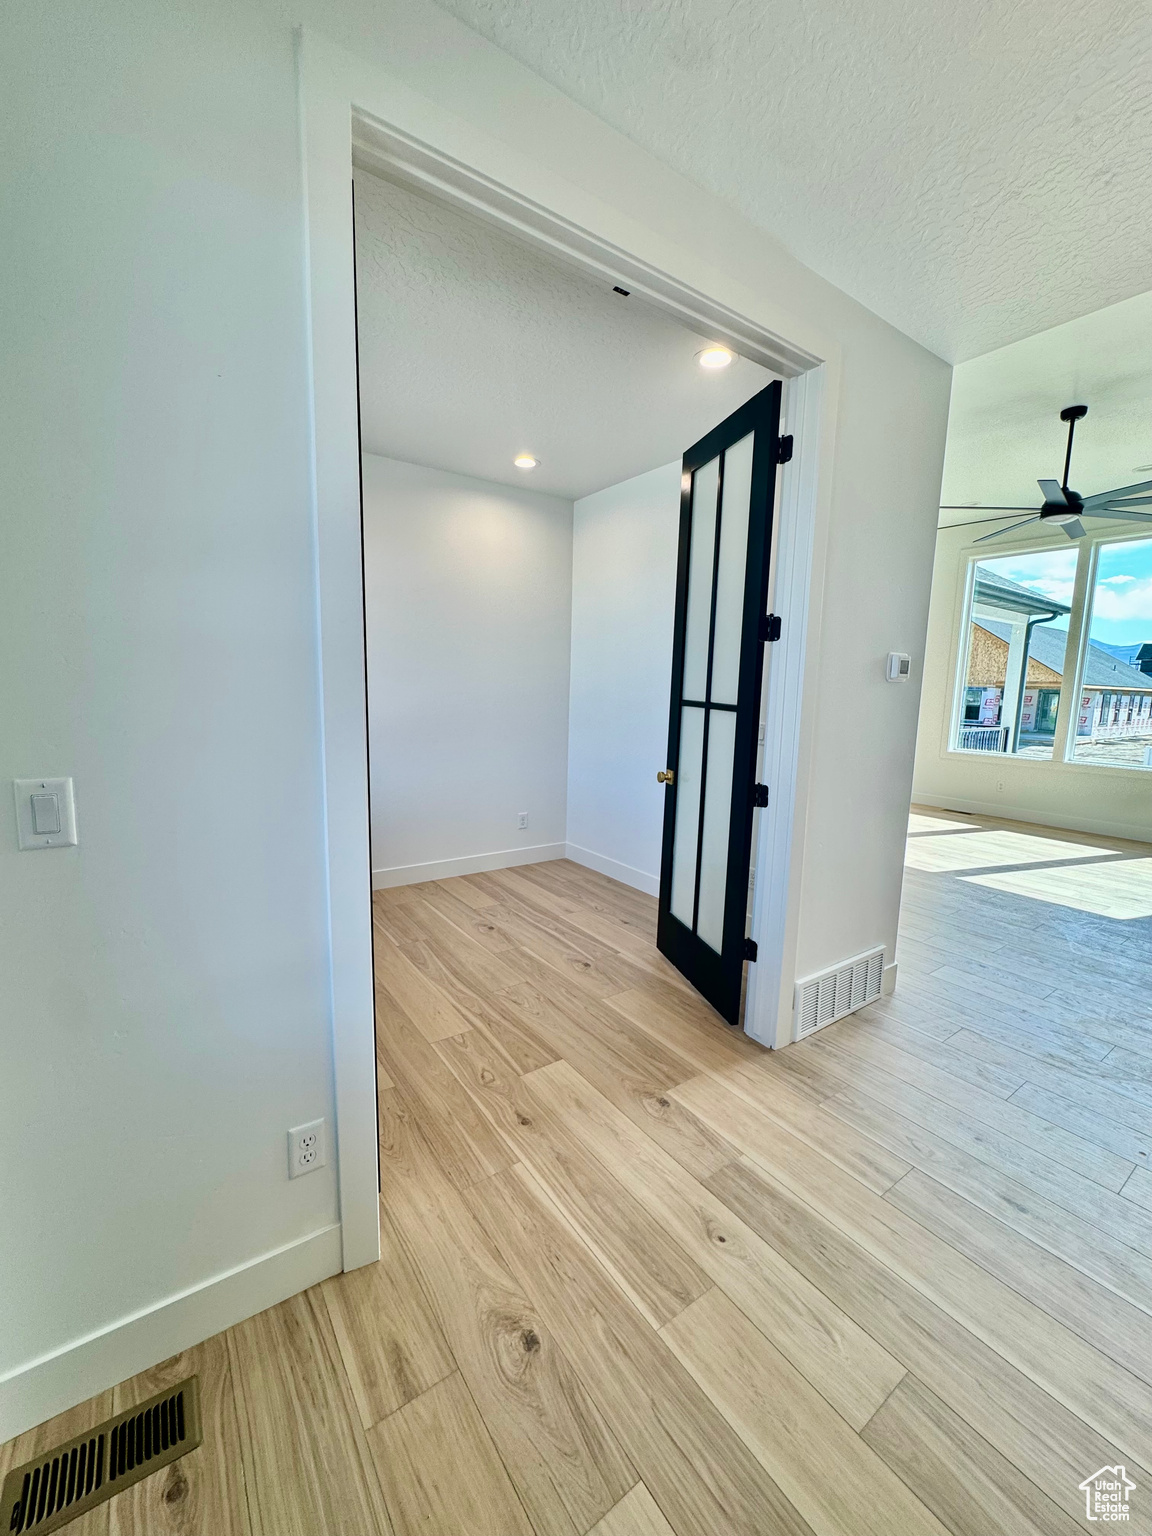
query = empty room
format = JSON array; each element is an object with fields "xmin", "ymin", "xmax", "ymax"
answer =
[{"xmin": 3, "ymin": 2, "xmax": 1149, "ymax": 1535}]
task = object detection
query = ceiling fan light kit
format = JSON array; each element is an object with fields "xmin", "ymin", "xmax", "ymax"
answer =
[{"xmin": 939, "ymin": 405, "xmax": 1152, "ymax": 545}]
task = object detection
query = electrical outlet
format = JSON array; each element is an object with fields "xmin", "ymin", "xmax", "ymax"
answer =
[
  {"xmin": 517, "ymin": 811, "xmax": 528, "ymax": 829},
  {"xmin": 288, "ymin": 1119, "xmax": 326, "ymax": 1178},
  {"xmin": 996, "ymin": 778, "xmax": 1005, "ymax": 793}
]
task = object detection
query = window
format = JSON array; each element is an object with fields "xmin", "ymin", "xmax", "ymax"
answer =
[
  {"xmin": 1069, "ymin": 537, "xmax": 1152, "ymax": 771},
  {"xmin": 952, "ymin": 549, "xmax": 1076, "ymax": 759}
]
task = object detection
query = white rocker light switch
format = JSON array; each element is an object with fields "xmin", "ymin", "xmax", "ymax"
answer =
[{"xmin": 30, "ymin": 793, "xmax": 62, "ymax": 835}]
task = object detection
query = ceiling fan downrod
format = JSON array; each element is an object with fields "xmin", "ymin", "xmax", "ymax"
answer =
[{"xmin": 1059, "ymin": 403, "xmax": 1088, "ymax": 493}]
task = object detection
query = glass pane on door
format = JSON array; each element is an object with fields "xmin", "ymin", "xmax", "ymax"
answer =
[
  {"xmin": 696, "ymin": 710, "xmax": 737, "ymax": 950},
  {"xmin": 670, "ymin": 705, "xmax": 705, "ymax": 926},
  {"xmin": 710, "ymin": 432, "xmax": 754, "ymax": 706},
  {"xmin": 682, "ymin": 458, "xmax": 719, "ymax": 700}
]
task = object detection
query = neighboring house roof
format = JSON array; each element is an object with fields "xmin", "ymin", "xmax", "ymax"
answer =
[
  {"xmin": 974, "ymin": 568, "xmax": 1071, "ymax": 619},
  {"xmin": 1097, "ymin": 640, "xmax": 1143, "ymax": 666},
  {"xmin": 977, "ymin": 618, "xmax": 1152, "ymax": 690}
]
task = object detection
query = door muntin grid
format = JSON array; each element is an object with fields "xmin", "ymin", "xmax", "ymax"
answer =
[{"xmin": 668, "ymin": 432, "xmax": 754, "ymax": 952}]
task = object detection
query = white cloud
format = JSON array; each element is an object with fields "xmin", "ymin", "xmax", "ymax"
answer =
[
  {"xmin": 1092, "ymin": 577, "xmax": 1152, "ymax": 622},
  {"xmin": 986, "ymin": 553, "xmax": 1078, "ymax": 610},
  {"xmin": 1101, "ymin": 574, "xmax": 1136, "ymax": 585},
  {"xmin": 1028, "ymin": 577, "xmax": 1076, "ymax": 604}
]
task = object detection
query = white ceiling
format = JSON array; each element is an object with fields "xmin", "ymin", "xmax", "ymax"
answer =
[
  {"xmin": 353, "ymin": 170, "xmax": 774, "ymax": 500},
  {"xmin": 436, "ymin": 0, "xmax": 1151, "ymax": 362},
  {"xmin": 939, "ymin": 290, "xmax": 1152, "ymax": 527}
]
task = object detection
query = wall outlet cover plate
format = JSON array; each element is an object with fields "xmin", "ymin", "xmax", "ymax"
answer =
[{"xmin": 288, "ymin": 1118, "xmax": 327, "ymax": 1178}]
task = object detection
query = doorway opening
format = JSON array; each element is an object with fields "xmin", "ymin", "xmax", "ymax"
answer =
[
  {"xmin": 354, "ymin": 157, "xmax": 783, "ymax": 1029},
  {"xmin": 299, "ymin": 44, "xmax": 828, "ymax": 1269}
]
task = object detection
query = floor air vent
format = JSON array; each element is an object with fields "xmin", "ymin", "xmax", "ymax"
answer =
[
  {"xmin": 2, "ymin": 1376, "xmax": 201, "ymax": 1534},
  {"xmin": 793, "ymin": 947, "xmax": 884, "ymax": 1041}
]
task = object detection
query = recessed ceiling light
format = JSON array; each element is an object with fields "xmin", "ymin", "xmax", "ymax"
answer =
[
  {"xmin": 513, "ymin": 454, "xmax": 537, "ymax": 470},
  {"xmin": 698, "ymin": 346, "xmax": 735, "ymax": 370}
]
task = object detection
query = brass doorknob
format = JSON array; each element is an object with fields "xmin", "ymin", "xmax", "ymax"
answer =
[{"xmin": 657, "ymin": 769, "xmax": 675, "ymax": 785}]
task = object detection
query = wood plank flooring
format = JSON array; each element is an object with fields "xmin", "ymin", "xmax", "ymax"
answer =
[{"xmin": 5, "ymin": 809, "xmax": 1152, "ymax": 1535}]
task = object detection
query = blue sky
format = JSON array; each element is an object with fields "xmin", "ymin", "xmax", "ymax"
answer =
[{"xmin": 978, "ymin": 538, "xmax": 1152, "ymax": 646}]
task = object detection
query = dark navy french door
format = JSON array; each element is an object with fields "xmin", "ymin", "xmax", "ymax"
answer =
[{"xmin": 655, "ymin": 381, "xmax": 784, "ymax": 1024}]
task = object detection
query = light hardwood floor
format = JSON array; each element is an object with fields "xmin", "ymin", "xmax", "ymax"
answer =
[{"xmin": 6, "ymin": 809, "xmax": 1152, "ymax": 1535}]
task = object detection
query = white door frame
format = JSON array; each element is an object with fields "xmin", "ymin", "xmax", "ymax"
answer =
[{"xmin": 297, "ymin": 27, "xmax": 837, "ymax": 1271}]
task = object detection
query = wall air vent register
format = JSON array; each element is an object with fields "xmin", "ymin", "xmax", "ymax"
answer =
[
  {"xmin": 793, "ymin": 947, "xmax": 884, "ymax": 1040},
  {"xmin": 2, "ymin": 1377, "xmax": 201, "ymax": 1534}
]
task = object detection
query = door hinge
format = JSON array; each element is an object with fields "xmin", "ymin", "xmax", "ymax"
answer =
[
  {"xmin": 751, "ymin": 782, "xmax": 770, "ymax": 808},
  {"xmin": 761, "ymin": 613, "xmax": 782, "ymax": 642},
  {"xmin": 743, "ymin": 937, "xmax": 759, "ymax": 962},
  {"xmin": 777, "ymin": 434, "xmax": 794, "ymax": 464}
]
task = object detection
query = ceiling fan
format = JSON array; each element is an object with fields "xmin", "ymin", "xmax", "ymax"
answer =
[{"xmin": 941, "ymin": 405, "xmax": 1152, "ymax": 544}]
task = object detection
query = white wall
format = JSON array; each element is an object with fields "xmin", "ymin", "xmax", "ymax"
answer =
[
  {"xmin": 791, "ymin": 358, "xmax": 950, "ymax": 982},
  {"xmin": 913, "ymin": 525, "xmax": 1152, "ymax": 843},
  {"xmin": 2, "ymin": 0, "xmax": 948, "ymax": 1438},
  {"xmin": 363, "ymin": 454, "xmax": 572, "ymax": 883},
  {"xmin": 567, "ymin": 463, "xmax": 681, "ymax": 893},
  {"xmin": 2, "ymin": 0, "xmax": 343, "ymax": 1439}
]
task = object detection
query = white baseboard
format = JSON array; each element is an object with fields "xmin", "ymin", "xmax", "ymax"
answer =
[
  {"xmin": 911, "ymin": 792, "xmax": 1152, "ymax": 846},
  {"xmin": 564, "ymin": 842, "xmax": 660, "ymax": 897},
  {"xmin": 372, "ymin": 842, "xmax": 566, "ymax": 889},
  {"xmin": 882, "ymin": 962, "xmax": 898, "ymax": 996},
  {"xmin": 0, "ymin": 1224, "xmax": 342, "ymax": 1443}
]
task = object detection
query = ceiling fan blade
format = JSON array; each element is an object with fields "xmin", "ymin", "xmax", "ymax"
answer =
[
  {"xmin": 1082, "ymin": 478, "xmax": 1152, "ymax": 508},
  {"xmin": 1038, "ymin": 478, "xmax": 1067, "ymax": 505},
  {"xmin": 1061, "ymin": 518, "xmax": 1086, "ymax": 540},
  {"xmin": 972, "ymin": 517, "xmax": 1042, "ymax": 544},
  {"xmin": 1080, "ymin": 506, "xmax": 1152, "ymax": 525},
  {"xmin": 1098, "ymin": 496, "xmax": 1152, "ymax": 508},
  {"xmin": 939, "ymin": 505, "xmax": 1038, "ymax": 512}
]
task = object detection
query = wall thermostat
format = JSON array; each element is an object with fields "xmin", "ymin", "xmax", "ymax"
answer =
[{"xmin": 886, "ymin": 652, "xmax": 912, "ymax": 683}]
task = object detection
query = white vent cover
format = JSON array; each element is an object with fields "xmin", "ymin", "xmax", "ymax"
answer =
[{"xmin": 793, "ymin": 947, "xmax": 884, "ymax": 1041}]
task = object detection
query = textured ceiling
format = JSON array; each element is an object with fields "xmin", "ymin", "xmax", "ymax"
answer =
[
  {"xmin": 353, "ymin": 170, "xmax": 774, "ymax": 499},
  {"xmin": 435, "ymin": 0, "xmax": 1152, "ymax": 361},
  {"xmin": 940, "ymin": 290, "xmax": 1152, "ymax": 526}
]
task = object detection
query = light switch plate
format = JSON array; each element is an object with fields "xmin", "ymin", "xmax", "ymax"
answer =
[{"xmin": 14, "ymin": 778, "xmax": 78, "ymax": 850}]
